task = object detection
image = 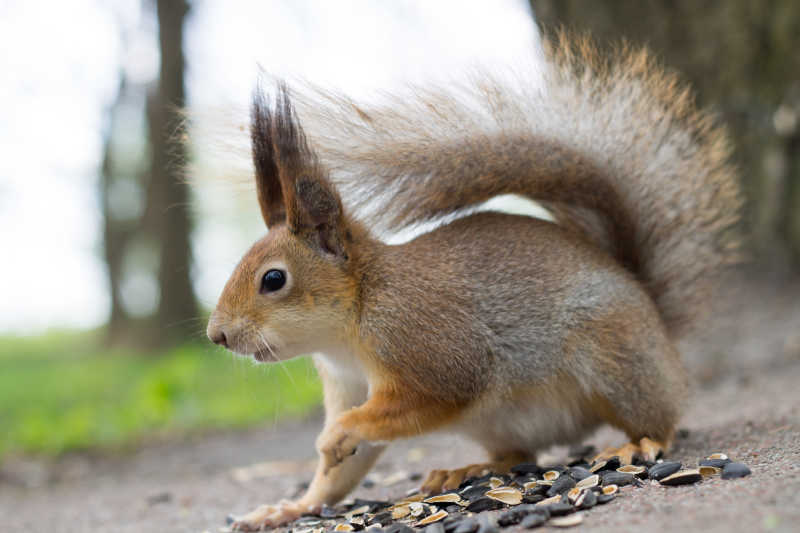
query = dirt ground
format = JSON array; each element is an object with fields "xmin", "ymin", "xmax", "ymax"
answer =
[{"xmin": 2, "ymin": 275, "xmax": 799, "ymax": 533}]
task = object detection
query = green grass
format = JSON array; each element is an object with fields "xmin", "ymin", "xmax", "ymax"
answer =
[{"xmin": 0, "ymin": 331, "xmax": 322, "ymax": 458}]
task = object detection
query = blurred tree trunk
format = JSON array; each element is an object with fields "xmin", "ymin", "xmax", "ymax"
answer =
[
  {"xmin": 529, "ymin": 0, "xmax": 800, "ymax": 270},
  {"xmin": 101, "ymin": 77, "xmax": 131, "ymax": 345},
  {"xmin": 144, "ymin": 0, "xmax": 197, "ymax": 346}
]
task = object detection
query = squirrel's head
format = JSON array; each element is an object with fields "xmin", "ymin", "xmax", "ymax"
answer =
[{"xmin": 207, "ymin": 84, "xmax": 362, "ymax": 362}]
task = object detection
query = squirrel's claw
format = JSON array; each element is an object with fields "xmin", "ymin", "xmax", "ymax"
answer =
[
  {"xmin": 318, "ymin": 426, "xmax": 361, "ymax": 474},
  {"xmin": 593, "ymin": 437, "xmax": 669, "ymax": 465},
  {"xmin": 230, "ymin": 499, "xmax": 318, "ymax": 531}
]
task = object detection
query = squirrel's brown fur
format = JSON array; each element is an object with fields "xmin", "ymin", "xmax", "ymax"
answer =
[{"xmin": 206, "ymin": 33, "xmax": 742, "ymax": 530}]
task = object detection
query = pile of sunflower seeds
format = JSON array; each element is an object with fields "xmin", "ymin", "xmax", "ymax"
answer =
[{"xmin": 225, "ymin": 450, "xmax": 751, "ymax": 532}]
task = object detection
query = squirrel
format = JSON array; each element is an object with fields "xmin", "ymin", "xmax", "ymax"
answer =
[{"xmin": 206, "ymin": 33, "xmax": 742, "ymax": 530}]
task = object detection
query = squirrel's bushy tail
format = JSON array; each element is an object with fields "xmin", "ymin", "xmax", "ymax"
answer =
[{"xmin": 286, "ymin": 33, "xmax": 743, "ymax": 337}]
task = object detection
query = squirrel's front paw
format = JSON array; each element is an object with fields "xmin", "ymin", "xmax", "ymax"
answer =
[
  {"xmin": 318, "ymin": 425, "xmax": 361, "ymax": 474},
  {"xmin": 230, "ymin": 499, "xmax": 318, "ymax": 531}
]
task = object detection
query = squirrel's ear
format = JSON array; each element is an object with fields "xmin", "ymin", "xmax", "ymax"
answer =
[
  {"xmin": 250, "ymin": 88, "xmax": 287, "ymax": 227},
  {"xmin": 269, "ymin": 84, "xmax": 349, "ymax": 259}
]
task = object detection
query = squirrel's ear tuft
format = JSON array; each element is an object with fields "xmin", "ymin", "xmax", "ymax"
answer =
[
  {"xmin": 250, "ymin": 86, "xmax": 286, "ymax": 227},
  {"xmin": 260, "ymin": 83, "xmax": 348, "ymax": 259}
]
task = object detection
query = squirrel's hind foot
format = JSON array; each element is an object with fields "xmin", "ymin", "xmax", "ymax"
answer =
[
  {"xmin": 592, "ymin": 437, "xmax": 668, "ymax": 465},
  {"xmin": 420, "ymin": 452, "xmax": 529, "ymax": 495}
]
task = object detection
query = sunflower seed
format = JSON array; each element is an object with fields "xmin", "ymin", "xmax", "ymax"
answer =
[
  {"xmin": 699, "ymin": 458, "xmax": 730, "ymax": 469},
  {"xmin": 485, "ymin": 487, "xmax": 522, "ymax": 505},
  {"xmin": 453, "ymin": 517, "xmax": 479, "ymax": 533},
  {"xmin": 488, "ymin": 477, "xmax": 505, "ymax": 489},
  {"xmin": 511, "ymin": 464, "xmax": 541, "ymax": 476},
  {"xmin": 465, "ymin": 497, "xmax": 504, "ymax": 513},
  {"xmin": 542, "ymin": 502, "xmax": 574, "ymax": 517},
  {"xmin": 721, "ymin": 462, "xmax": 751, "ymax": 479},
  {"xmin": 647, "ymin": 461, "xmax": 682, "ymax": 481},
  {"xmin": 390, "ymin": 506, "xmax": 410, "ymax": 520},
  {"xmin": 698, "ymin": 466, "xmax": 721, "ymax": 477},
  {"xmin": 575, "ymin": 488, "xmax": 597, "ymax": 509},
  {"xmin": 460, "ymin": 485, "xmax": 490, "ymax": 501},
  {"xmin": 568, "ymin": 467, "xmax": 592, "ymax": 481},
  {"xmin": 617, "ymin": 465, "xmax": 646, "ymax": 476},
  {"xmin": 335, "ymin": 525, "xmax": 355, "ymax": 532},
  {"xmin": 414, "ymin": 510, "xmax": 448, "ymax": 527},
  {"xmin": 424, "ymin": 493, "xmax": 463, "ymax": 505},
  {"xmin": 596, "ymin": 493, "xmax": 616, "ymax": 505},
  {"xmin": 534, "ymin": 494, "xmax": 562, "ymax": 507},
  {"xmin": 550, "ymin": 513, "xmax": 583, "ymax": 527},
  {"xmin": 659, "ymin": 469, "xmax": 702, "ymax": 486},
  {"xmin": 600, "ymin": 471, "xmax": 635, "ymax": 486},
  {"xmin": 542, "ymin": 470, "xmax": 560, "ymax": 481},
  {"xmin": 520, "ymin": 512, "xmax": 548, "ymax": 529},
  {"xmin": 601, "ymin": 484, "xmax": 619, "ymax": 496},
  {"xmin": 546, "ymin": 476, "xmax": 576, "ymax": 497},
  {"xmin": 575, "ymin": 474, "xmax": 600, "ymax": 490}
]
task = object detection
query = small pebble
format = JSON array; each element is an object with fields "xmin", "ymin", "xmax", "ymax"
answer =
[{"xmin": 721, "ymin": 462, "xmax": 752, "ymax": 479}]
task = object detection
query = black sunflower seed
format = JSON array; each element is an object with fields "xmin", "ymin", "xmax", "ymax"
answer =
[
  {"xmin": 511, "ymin": 463, "xmax": 542, "ymax": 476},
  {"xmin": 426, "ymin": 522, "xmax": 446, "ymax": 533},
  {"xmin": 465, "ymin": 496, "xmax": 504, "ymax": 513},
  {"xmin": 520, "ymin": 512, "xmax": 548, "ymax": 529},
  {"xmin": 659, "ymin": 469, "xmax": 703, "ymax": 486},
  {"xmin": 699, "ymin": 458, "xmax": 731, "ymax": 469},
  {"xmin": 522, "ymin": 493, "xmax": 545, "ymax": 504},
  {"xmin": 496, "ymin": 504, "xmax": 543, "ymax": 527},
  {"xmin": 647, "ymin": 461, "xmax": 682, "ymax": 481},
  {"xmin": 596, "ymin": 493, "xmax": 616, "ymax": 504},
  {"xmin": 368, "ymin": 512, "xmax": 392, "ymax": 526},
  {"xmin": 453, "ymin": 517, "xmax": 479, "ymax": 533},
  {"xmin": 384, "ymin": 524, "xmax": 415, "ymax": 533},
  {"xmin": 568, "ymin": 467, "xmax": 592, "ymax": 481},
  {"xmin": 476, "ymin": 514, "xmax": 498, "ymax": 533},
  {"xmin": 460, "ymin": 485, "xmax": 490, "ymax": 501},
  {"xmin": 600, "ymin": 471, "xmax": 635, "ymax": 486},
  {"xmin": 546, "ymin": 476, "xmax": 576, "ymax": 497},
  {"xmin": 542, "ymin": 502, "xmax": 574, "ymax": 517},
  {"xmin": 721, "ymin": 462, "xmax": 752, "ymax": 479},
  {"xmin": 576, "ymin": 488, "xmax": 597, "ymax": 509}
]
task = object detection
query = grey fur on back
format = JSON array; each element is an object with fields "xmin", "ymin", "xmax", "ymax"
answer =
[{"xmin": 284, "ymin": 33, "xmax": 743, "ymax": 337}]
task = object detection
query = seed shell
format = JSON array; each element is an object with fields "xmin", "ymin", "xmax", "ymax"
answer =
[
  {"xmin": 550, "ymin": 513, "xmax": 583, "ymax": 527},
  {"xmin": 575, "ymin": 474, "xmax": 600, "ymax": 489},
  {"xmin": 534, "ymin": 494, "xmax": 562, "ymax": 507},
  {"xmin": 335, "ymin": 525, "xmax": 355, "ymax": 532},
  {"xmin": 485, "ymin": 487, "xmax": 523, "ymax": 505},
  {"xmin": 659, "ymin": 468, "xmax": 702, "ymax": 486},
  {"xmin": 721, "ymin": 462, "xmax": 752, "ymax": 479},
  {"xmin": 488, "ymin": 477, "xmax": 505, "ymax": 489},
  {"xmin": 698, "ymin": 466, "xmax": 721, "ymax": 477},
  {"xmin": 424, "ymin": 493, "xmax": 463, "ymax": 505},
  {"xmin": 542, "ymin": 470, "xmax": 560, "ymax": 481},
  {"xmin": 617, "ymin": 465, "xmax": 646, "ymax": 476},
  {"xmin": 414, "ymin": 510, "xmax": 448, "ymax": 527}
]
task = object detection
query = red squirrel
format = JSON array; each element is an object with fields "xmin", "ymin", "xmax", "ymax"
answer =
[{"xmin": 206, "ymin": 33, "xmax": 742, "ymax": 530}]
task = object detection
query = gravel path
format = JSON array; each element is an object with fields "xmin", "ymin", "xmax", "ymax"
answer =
[{"xmin": 2, "ymin": 277, "xmax": 799, "ymax": 533}]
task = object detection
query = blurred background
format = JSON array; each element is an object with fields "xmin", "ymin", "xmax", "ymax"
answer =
[{"xmin": 1, "ymin": 0, "xmax": 798, "ymax": 465}]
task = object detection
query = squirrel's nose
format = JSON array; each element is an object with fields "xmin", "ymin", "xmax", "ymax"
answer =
[
  {"xmin": 210, "ymin": 330, "xmax": 228, "ymax": 348},
  {"xmin": 207, "ymin": 323, "xmax": 229, "ymax": 348}
]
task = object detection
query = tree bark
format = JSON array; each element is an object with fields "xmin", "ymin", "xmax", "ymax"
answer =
[
  {"xmin": 146, "ymin": 0, "xmax": 198, "ymax": 345},
  {"xmin": 529, "ymin": 0, "xmax": 800, "ymax": 269}
]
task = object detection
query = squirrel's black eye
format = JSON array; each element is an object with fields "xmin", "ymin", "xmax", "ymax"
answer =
[{"xmin": 261, "ymin": 269, "xmax": 286, "ymax": 293}]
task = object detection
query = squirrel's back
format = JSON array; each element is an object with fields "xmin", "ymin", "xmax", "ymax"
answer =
[{"xmin": 286, "ymin": 32, "xmax": 742, "ymax": 338}]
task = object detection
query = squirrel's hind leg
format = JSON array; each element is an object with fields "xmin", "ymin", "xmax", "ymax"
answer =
[
  {"xmin": 592, "ymin": 437, "xmax": 669, "ymax": 465},
  {"xmin": 420, "ymin": 451, "xmax": 530, "ymax": 495}
]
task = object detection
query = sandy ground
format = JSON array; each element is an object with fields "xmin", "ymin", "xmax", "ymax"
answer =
[{"xmin": 2, "ymin": 276, "xmax": 799, "ymax": 533}]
